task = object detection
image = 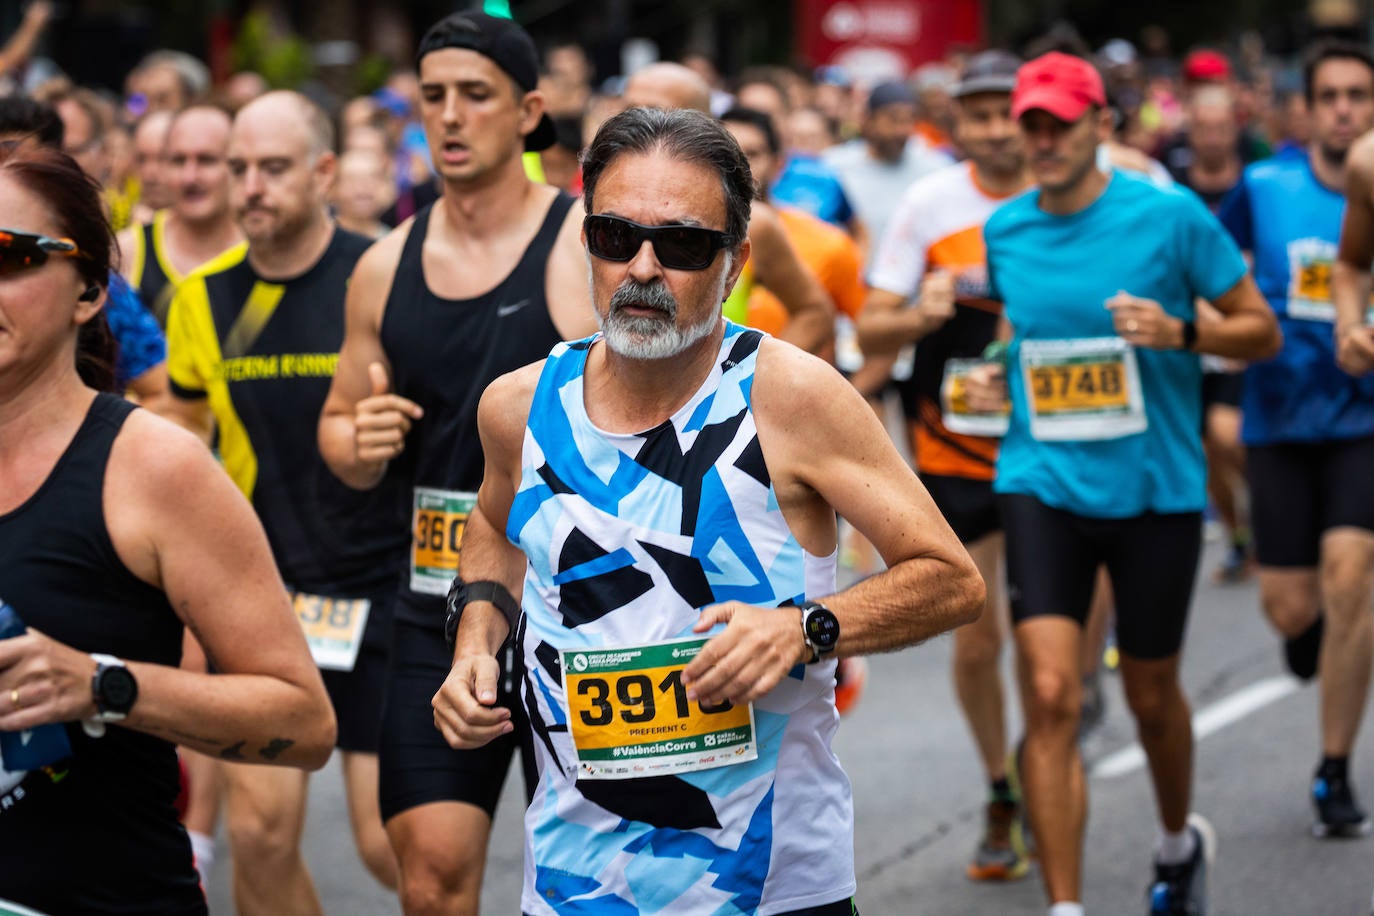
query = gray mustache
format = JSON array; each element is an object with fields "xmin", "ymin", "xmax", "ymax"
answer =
[{"xmin": 609, "ymin": 280, "xmax": 677, "ymax": 316}]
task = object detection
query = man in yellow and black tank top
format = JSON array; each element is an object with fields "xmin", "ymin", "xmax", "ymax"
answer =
[
  {"xmin": 118, "ymin": 106, "xmax": 242, "ymax": 327},
  {"xmin": 165, "ymin": 91, "xmax": 405, "ymax": 912}
]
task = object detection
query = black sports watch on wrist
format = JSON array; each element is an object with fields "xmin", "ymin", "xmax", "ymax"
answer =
[
  {"xmin": 1180, "ymin": 319, "xmax": 1198, "ymax": 351},
  {"xmin": 91, "ymin": 654, "xmax": 138, "ymax": 722},
  {"xmin": 798, "ymin": 601, "xmax": 840, "ymax": 664},
  {"xmin": 444, "ymin": 578, "xmax": 521, "ymax": 650}
]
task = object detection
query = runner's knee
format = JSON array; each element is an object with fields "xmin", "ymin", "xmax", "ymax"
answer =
[
  {"xmin": 953, "ymin": 622, "xmax": 1001, "ymax": 671},
  {"xmin": 1024, "ymin": 668, "xmax": 1080, "ymax": 730},
  {"xmin": 227, "ymin": 798, "xmax": 302, "ymax": 868}
]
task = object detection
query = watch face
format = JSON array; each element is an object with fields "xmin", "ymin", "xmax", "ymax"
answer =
[
  {"xmin": 99, "ymin": 667, "xmax": 137, "ymax": 713},
  {"xmin": 805, "ymin": 606, "xmax": 840, "ymax": 649}
]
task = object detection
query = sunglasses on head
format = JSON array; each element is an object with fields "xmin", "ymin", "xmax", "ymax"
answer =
[
  {"xmin": 584, "ymin": 214, "xmax": 736, "ymax": 271},
  {"xmin": 0, "ymin": 229, "xmax": 87, "ymax": 277}
]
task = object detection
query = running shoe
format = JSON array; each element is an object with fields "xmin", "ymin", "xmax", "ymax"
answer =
[
  {"xmin": 1212, "ymin": 543, "xmax": 1252, "ymax": 584},
  {"xmin": 833, "ymin": 657, "xmax": 868, "ymax": 717},
  {"xmin": 1312, "ymin": 769, "xmax": 1373, "ymax": 838},
  {"xmin": 965, "ymin": 798, "xmax": 1030, "ymax": 881},
  {"xmin": 1284, "ymin": 616, "xmax": 1324, "ymax": 682},
  {"xmin": 1005, "ymin": 740, "xmax": 1037, "ymax": 860},
  {"xmin": 1147, "ymin": 813, "xmax": 1216, "ymax": 915}
]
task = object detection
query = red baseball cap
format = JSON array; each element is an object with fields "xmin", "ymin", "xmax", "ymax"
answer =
[
  {"xmin": 1182, "ymin": 49, "xmax": 1232, "ymax": 83},
  {"xmin": 1010, "ymin": 52, "xmax": 1107, "ymax": 122}
]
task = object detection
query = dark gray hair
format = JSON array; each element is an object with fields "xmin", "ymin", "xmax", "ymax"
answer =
[{"xmin": 581, "ymin": 107, "xmax": 753, "ymax": 247}]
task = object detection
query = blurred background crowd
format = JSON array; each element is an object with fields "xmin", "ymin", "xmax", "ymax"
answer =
[{"xmin": 0, "ymin": 0, "xmax": 1364, "ymax": 242}]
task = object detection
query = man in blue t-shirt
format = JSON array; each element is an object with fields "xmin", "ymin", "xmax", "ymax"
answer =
[
  {"xmin": 967, "ymin": 53, "xmax": 1280, "ymax": 916},
  {"xmin": 1223, "ymin": 39, "xmax": 1374, "ymax": 841}
]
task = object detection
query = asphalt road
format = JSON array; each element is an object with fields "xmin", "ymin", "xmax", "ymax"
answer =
[{"xmin": 208, "ymin": 540, "xmax": 1374, "ymax": 914}]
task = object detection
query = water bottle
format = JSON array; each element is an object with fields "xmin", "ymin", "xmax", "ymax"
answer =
[{"xmin": 0, "ymin": 599, "xmax": 73, "ymax": 771}]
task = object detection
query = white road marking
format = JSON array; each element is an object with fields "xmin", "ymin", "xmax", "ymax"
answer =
[{"xmin": 1091, "ymin": 675, "xmax": 1302, "ymax": 779}]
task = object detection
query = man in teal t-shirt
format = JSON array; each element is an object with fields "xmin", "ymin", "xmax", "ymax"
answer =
[{"xmin": 968, "ymin": 52, "xmax": 1281, "ymax": 916}]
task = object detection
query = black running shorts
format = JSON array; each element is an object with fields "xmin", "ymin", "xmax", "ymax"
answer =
[
  {"xmin": 321, "ymin": 641, "xmax": 388, "ymax": 753},
  {"xmin": 922, "ymin": 473, "xmax": 1000, "ymax": 545},
  {"xmin": 999, "ymin": 493, "xmax": 1202, "ymax": 660},
  {"xmin": 378, "ymin": 617, "xmax": 534, "ymax": 823},
  {"xmin": 1247, "ymin": 434, "xmax": 1374, "ymax": 568}
]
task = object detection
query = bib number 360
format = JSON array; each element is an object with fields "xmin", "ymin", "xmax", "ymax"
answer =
[{"xmin": 410, "ymin": 487, "xmax": 476, "ymax": 596}]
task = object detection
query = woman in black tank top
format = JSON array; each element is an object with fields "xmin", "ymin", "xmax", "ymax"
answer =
[{"xmin": 0, "ymin": 142, "xmax": 334, "ymax": 914}]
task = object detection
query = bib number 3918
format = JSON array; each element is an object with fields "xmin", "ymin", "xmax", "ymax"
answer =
[
  {"xmin": 410, "ymin": 487, "xmax": 477, "ymax": 596},
  {"xmin": 560, "ymin": 637, "xmax": 757, "ymax": 780}
]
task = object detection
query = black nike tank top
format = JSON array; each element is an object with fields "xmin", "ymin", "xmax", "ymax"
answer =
[
  {"xmin": 0, "ymin": 394, "xmax": 203, "ymax": 913},
  {"xmin": 382, "ymin": 193, "xmax": 574, "ymax": 624}
]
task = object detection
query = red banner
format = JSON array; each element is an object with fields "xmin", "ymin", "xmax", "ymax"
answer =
[{"xmin": 796, "ymin": 0, "xmax": 983, "ymax": 83}]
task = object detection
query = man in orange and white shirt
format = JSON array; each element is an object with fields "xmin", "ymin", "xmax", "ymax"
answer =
[{"xmin": 857, "ymin": 49, "xmax": 1034, "ymax": 883}]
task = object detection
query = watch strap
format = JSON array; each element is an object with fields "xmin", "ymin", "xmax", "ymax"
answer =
[{"xmin": 90, "ymin": 653, "xmax": 132, "ymax": 722}]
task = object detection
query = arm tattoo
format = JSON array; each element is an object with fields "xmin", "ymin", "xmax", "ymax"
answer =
[
  {"xmin": 219, "ymin": 740, "xmax": 246, "ymax": 760},
  {"xmin": 259, "ymin": 738, "xmax": 295, "ymax": 760}
]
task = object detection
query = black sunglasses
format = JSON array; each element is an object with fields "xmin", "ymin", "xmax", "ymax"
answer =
[
  {"xmin": 0, "ymin": 229, "xmax": 87, "ymax": 277},
  {"xmin": 584, "ymin": 214, "xmax": 736, "ymax": 271}
]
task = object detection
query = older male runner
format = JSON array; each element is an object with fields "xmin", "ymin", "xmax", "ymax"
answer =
[{"xmin": 433, "ymin": 106, "xmax": 983, "ymax": 916}]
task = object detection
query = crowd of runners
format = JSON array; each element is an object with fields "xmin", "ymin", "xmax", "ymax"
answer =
[{"xmin": 1, "ymin": 4, "xmax": 1373, "ymax": 915}]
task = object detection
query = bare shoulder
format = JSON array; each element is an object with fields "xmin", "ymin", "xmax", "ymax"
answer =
[
  {"xmin": 108, "ymin": 407, "xmax": 228, "ymax": 502},
  {"xmin": 478, "ymin": 359, "xmax": 545, "ymax": 452},
  {"xmin": 1351, "ymin": 131, "xmax": 1374, "ymax": 172},
  {"xmin": 349, "ymin": 217, "xmax": 415, "ymax": 308},
  {"xmin": 114, "ymin": 226, "xmax": 137, "ymax": 279},
  {"xmin": 751, "ymin": 336, "xmax": 858, "ymax": 424},
  {"xmin": 547, "ymin": 193, "xmax": 598, "ymax": 339}
]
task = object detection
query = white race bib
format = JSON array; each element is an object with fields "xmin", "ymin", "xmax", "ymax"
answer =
[
  {"xmin": 941, "ymin": 358, "xmax": 1009, "ymax": 437},
  {"xmin": 1020, "ymin": 337, "xmax": 1147, "ymax": 441},
  {"xmin": 291, "ymin": 592, "xmax": 370, "ymax": 672},
  {"xmin": 560, "ymin": 637, "xmax": 758, "ymax": 781}
]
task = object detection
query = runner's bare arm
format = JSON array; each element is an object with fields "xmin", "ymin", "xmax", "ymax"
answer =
[
  {"xmin": 748, "ymin": 203, "xmax": 835, "ymax": 355},
  {"xmin": 683, "ymin": 342, "xmax": 983, "ymax": 706},
  {"xmin": 1107, "ymin": 275, "xmax": 1280, "ymax": 360},
  {"xmin": 433, "ymin": 365, "xmax": 541, "ymax": 749},
  {"xmin": 545, "ymin": 197, "xmax": 602, "ymax": 340},
  {"xmin": 1334, "ymin": 134, "xmax": 1374, "ymax": 375},
  {"xmin": 318, "ymin": 227, "xmax": 423, "ymax": 490},
  {"xmin": 0, "ymin": 412, "xmax": 336, "ymax": 769},
  {"xmin": 856, "ymin": 273, "xmax": 956, "ymax": 356}
]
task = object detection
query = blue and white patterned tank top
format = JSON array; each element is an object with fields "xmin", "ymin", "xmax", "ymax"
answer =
[{"xmin": 509, "ymin": 322, "xmax": 855, "ymax": 915}]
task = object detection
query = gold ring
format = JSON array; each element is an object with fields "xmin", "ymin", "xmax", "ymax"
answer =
[
  {"xmin": 9, "ymin": 688, "xmax": 19, "ymax": 709},
  {"xmin": 1126, "ymin": 319, "xmax": 1139, "ymax": 333}
]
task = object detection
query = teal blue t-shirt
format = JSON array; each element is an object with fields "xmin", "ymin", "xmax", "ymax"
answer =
[{"xmin": 985, "ymin": 171, "xmax": 1248, "ymax": 518}]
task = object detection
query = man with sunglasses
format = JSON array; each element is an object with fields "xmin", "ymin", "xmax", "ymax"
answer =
[
  {"xmin": 433, "ymin": 105, "xmax": 982, "ymax": 916},
  {"xmin": 117, "ymin": 106, "xmax": 242, "ymax": 327},
  {"xmin": 318, "ymin": 13, "xmax": 596, "ymax": 914}
]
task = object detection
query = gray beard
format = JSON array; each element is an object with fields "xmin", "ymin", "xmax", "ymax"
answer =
[{"xmin": 595, "ymin": 273, "xmax": 725, "ymax": 361}]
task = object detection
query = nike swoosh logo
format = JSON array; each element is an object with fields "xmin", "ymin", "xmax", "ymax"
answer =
[{"xmin": 497, "ymin": 299, "xmax": 531, "ymax": 318}]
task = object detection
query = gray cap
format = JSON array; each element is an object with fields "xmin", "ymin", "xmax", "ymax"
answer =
[{"xmin": 952, "ymin": 50, "xmax": 1021, "ymax": 98}]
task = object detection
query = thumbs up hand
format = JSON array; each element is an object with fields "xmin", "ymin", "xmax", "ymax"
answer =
[{"xmin": 354, "ymin": 361, "xmax": 425, "ymax": 468}]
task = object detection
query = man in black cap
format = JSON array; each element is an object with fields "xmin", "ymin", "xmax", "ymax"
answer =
[
  {"xmin": 319, "ymin": 12, "xmax": 598, "ymax": 914},
  {"xmin": 858, "ymin": 49, "xmax": 1036, "ymax": 884},
  {"xmin": 822, "ymin": 77, "xmax": 953, "ymax": 248}
]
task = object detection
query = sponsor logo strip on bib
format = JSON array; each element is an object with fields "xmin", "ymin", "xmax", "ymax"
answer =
[
  {"xmin": 560, "ymin": 637, "xmax": 758, "ymax": 780},
  {"xmin": 410, "ymin": 487, "xmax": 477, "ymax": 596}
]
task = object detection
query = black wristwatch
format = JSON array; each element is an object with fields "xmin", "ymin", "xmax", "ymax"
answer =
[
  {"xmin": 90, "ymin": 654, "xmax": 138, "ymax": 722},
  {"xmin": 445, "ymin": 578, "xmax": 521, "ymax": 650},
  {"xmin": 1180, "ymin": 319, "xmax": 1198, "ymax": 351},
  {"xmin": 798, "ymin": 601, "xmax": 840, "ymax": 664}
]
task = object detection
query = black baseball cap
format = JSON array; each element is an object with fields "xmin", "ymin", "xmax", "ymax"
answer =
[
  {"xmin": 953, "ymin": 50, "xmax": 1021, "ymax": 98},
  {"xmin": 416, "ymin": 12, "xmax": 557, "ymax": 152}
]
